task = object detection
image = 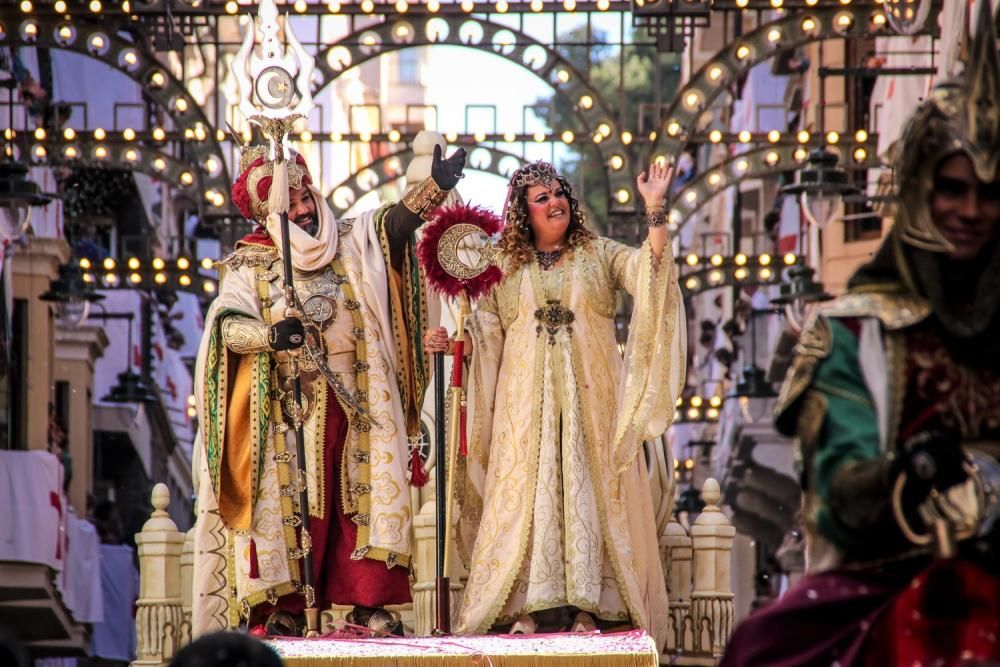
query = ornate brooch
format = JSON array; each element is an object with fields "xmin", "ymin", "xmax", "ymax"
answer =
[{"xmin": 534, "ymin": 299, "xmax": 575, "ymax": 344}]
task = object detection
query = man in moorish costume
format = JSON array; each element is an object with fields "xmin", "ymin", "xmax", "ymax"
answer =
[
  {"xmin": 191, "ymin": 142, "xmax": 466, "ymax": 636},
  {"xmin": 722, "ymin": 3, "xmax": 1000, "ymax": 665}
]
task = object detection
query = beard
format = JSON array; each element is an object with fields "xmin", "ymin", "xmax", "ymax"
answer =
[{"xmin": 293, "ymin": 213, "xmax": 318, "ymax": 237}]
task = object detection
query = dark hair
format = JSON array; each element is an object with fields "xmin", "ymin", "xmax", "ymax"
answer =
[
  {"xmin": 168, "ymin": 631, "xmax": 283, "ymax": 667},
  {"xmin": 498, "ymin": 174, "xmax": 595, "ymax": 272}
]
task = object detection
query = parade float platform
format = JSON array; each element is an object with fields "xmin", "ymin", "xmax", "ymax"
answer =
[{"xmin": 267, "ymin": 629, "xmax": 659, "ymax": 666}]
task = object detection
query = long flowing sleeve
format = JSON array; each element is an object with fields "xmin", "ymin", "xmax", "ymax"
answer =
[
  {"xmin": 456, "ymin": 287, "xmax": 505, "ymax": 565},
  {"xmin": 194, "ymin": 262, "xmax": 274, "ymax": 532},
  {"xmin": 603, "ymin": 237, "xmax": 687, "ymax": 474},
  {"xmin": 364, "ymin": 205, "xmax": 439, "ymax": 438}
]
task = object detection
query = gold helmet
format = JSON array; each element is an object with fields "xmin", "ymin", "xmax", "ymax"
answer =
[{"xmin": 893, "ymin": 0, "xmax": 1000, "ymax": 253}]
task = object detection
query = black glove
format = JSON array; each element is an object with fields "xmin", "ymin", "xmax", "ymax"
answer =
[
  {"xmin": 895, "ymin": 430, "xmax": 968, "ymax": 500},
  {"xmin": 268, "ymin": 317, "xmax": 306, "ymax": 351},
  {"xmin": 431, "ymin": 144, "xmax": 467, "ymax": 191}
]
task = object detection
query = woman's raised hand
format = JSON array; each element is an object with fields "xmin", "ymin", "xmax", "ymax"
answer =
[{"xmin": 636, "ymin": 162, "xmax": 674, "ymax": 208}]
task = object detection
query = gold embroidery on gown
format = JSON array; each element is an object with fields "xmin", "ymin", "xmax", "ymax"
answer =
[
  {"xmin": 456, "ymin": 239, "xmax": 686, "ymax": 649},
  {"xmin": 498, "ymin": 261, "xmax": 629, "ymax": 624}
]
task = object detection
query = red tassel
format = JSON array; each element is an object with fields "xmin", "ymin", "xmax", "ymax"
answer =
[
  {"xmin": 459, "ymin": 405, "xmax": 468, "ymax": 457},
  {"xmin": 49, "ymin": 492, "xmax": 62, "ymax": 559},
  {"xmin": 450, "ymin": 340, "xmax": 464, "ymax": 387},
  {"xmin": 409, "ymin": 444, "xmax": 429, "ymax": 487},
  {"xmin": 248, "ymin": 537, "xmax": 260, "ymax": 579}
]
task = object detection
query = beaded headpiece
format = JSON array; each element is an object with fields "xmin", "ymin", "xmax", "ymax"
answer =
[
  {"xmin": 502, "ymin": 160, "xmax": 562, "ymax": 229},
  {"xmin": 508, "ymin": 161, "xmax": 558, "ymax": 190},
  {"xmin": 894, "ymin": 0, "xmax": 1000, "ymax": 253}
]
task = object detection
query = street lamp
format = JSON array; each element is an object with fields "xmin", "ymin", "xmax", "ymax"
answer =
[
  {"xmin": 780, "ymin": 148, "xmax": 857, "ymax": 229},
  {"xmin": 90, "ymin": 311, "xmax": 157, "ymax": 404},
  {"xmin": 0, "ymin": 159, "xmax": 51, "ymax": 236},
  {"xmin": 675, "ymin": 485, "xmax": 705, "ymax": 517},
  {"xmin": 770, "ymin": 263, "xmax": 831, "ymax": 306},
  {"xmin": 727, "ymin": 309, "xmax": 778, "ymax": 422},
  {"xmin": 39, "ymin": 264, "xmax": 106, "ymax": 328},
  {"xmin": 770, "ymin": 263, "xmax": 832, "ymax": 332},
  {"xmin": 0, "ymin": 78, "xmax": 51, "ymax": 235}
]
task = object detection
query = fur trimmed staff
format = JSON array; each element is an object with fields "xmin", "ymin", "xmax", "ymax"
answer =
[{"xmin": 417, "ymin": 204, "xmax": 503, "ymax": 634}]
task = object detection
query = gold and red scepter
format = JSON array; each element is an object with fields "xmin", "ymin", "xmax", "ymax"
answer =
[
  {"xmin": 417, "ymin": 204, "xmax": 503, "ymax": 635},
  {"xmin": 229, "ymin": 0, "xmax": 321, "ymax": 637}
]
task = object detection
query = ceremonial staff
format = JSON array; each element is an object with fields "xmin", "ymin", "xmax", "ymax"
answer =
[
  {"xmin": 418, "ymin": 205, "xmax": 504, "ymax": 635},
  {"xmin": 230, "ymin": 0, "xmax": 321, "ymax": 636},
  {"xmin": 432, "ymin": 339, "xmax": 448, "ymax": 633}
]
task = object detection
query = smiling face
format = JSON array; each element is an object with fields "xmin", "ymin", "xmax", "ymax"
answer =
[
  {"xmin": 525, "ymin": 181, "xmax": 571, "ymax": 244},
  {"xmin": 288, "ymin": 184, "xmax": 318, "ymax": 237},
  {"xmin": 929, "ymin": 153, "xmax": 1000, "ymax": 260}
]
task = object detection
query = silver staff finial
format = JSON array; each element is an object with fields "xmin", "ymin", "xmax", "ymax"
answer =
[{"xmin": 230, "ymin": 0, "xmax": 315, "ymax": 157}]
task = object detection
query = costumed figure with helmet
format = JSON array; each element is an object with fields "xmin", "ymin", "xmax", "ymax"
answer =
[{"xmin": 722, "ymin": 3, "xmax": 1000, "ymax": 664}]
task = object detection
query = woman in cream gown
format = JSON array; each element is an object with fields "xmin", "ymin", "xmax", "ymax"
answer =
[{"xmin": 424, "ymin": 161, "xmax": 685, "ymax": 647}]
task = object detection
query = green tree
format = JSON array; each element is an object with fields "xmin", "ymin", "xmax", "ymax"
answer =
[{"xmin": 539, "ymin": 27, "xmax": 680, "ymax": 231}]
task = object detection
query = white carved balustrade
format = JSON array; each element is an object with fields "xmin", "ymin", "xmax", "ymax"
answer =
[
  {"xmin": 663, "ymin": 478, "xmax": 736, "ymax": 664},
  {"xmin": 132, "ymin": 483, "xmax": 185, "ymax": 667},
  {"xmin": 690, "ymin": 478, "xmax": 736, "ymax": 657}
]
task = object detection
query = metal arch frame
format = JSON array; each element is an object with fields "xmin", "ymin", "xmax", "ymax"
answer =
[
  {"xmin": 0, "ymin": 11, "xmax": 232, "ymax": 214},
  {"xmin": 669, "ymin": 141, "xmax": 885, "ymax": 232},
  {"xmin": 647, "ymin": 6, "xmax": 940, "ymax": 166},
  {"xmin": 676, "ymin": 253, "xmax": 803, "ymax": 298},
  {"xmin": 326, "ymin": 144, "xmax": 527, "ymax": 216},
  {"xmin": 312, "ymin": 15, "xmax": 636, "ymax": 212},
  {"xmin": 19, "ymin": 138, "xmax": 206, "ymax": 190}
]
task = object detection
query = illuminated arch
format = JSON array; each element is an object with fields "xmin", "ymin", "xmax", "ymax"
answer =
[
  {"xmin": 0, "ymin": 12, "xmax": 231, "ymax": 214},
  {"xmin": 669, "ymin": 141, "xmax": 883, "ymax": 231},
  {"xmin": 313, "ymin": 16, "xmax": 637, "ymax": 212},
  {"xmin": 22, "ymin": 136, "xmax": 210, "ymax": 191},
  {"xmin": 326, "ymin": 144, "xmax": 526, "ymax": 216},
  {"xmin": 649, "ymin": 7, "xmax": 938, "ymax": 166}
]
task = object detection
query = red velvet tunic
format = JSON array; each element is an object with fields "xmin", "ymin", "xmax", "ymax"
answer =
[{"xmin": 252, "ymin": 396, "xmax": 411, "ymax": 624}]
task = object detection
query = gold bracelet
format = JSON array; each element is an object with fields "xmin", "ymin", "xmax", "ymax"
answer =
[{"xmin": 402, "ymin": 177, "xmax": 449, "ymax": 221}]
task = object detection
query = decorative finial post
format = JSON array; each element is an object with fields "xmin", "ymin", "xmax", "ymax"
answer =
[
  {"xmin": 133, "ymin": 483, "xmax": 185, "ymax": 666},
  {"xmin": 690, "ymin": 478, "xmax": 735, "ymax": 656}
]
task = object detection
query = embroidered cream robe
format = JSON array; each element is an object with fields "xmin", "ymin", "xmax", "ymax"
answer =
[{"xmin": 456, "ymin": 237, "xmax": 686, "ymax": 649}]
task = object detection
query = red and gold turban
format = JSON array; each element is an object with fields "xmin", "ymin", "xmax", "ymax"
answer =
[{"xmin": 231, "ymin": 146, "xmax": 312, "ymax": 222}]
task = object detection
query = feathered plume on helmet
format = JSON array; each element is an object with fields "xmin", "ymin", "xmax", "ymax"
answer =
[
  {"xmin": 893, "ymin": 0, "xmax": 1000, "ymax": 253},
  {"xmin": 230, "ymin": 135, "xmax": 312, "ymax": 222}
]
